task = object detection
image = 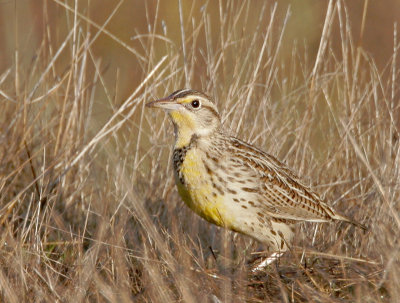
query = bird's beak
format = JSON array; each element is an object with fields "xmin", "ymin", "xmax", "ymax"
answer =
[{"xmin": 146, "ymin": 96, "xmax": 181, "ymax": 110}]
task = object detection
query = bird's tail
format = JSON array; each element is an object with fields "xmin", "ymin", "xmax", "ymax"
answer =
[
  {"xmin": 320, "ymin": 202, "xmax": 368, "ymax": 230},
  {"xmin": 333, "ymin": 213, "xmax": 368, "ymax": 231}
]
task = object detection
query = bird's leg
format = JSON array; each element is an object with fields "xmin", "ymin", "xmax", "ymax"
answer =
[
  {"xmin": 209, "ymin": 246, "xmax": 217, "ymax": 260},
  {"xmin": 251, "ymin": 251, "xmax": 284, "ymax": 272}
]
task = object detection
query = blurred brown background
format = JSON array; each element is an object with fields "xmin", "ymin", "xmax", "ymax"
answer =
[{"xmin": 1, "ymin": 0, "xmax": 399, "ymax": 101}]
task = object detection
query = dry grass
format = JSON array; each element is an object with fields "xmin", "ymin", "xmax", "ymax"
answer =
[{"xmin": 0, "ymin": 1, "xmax": 399, "ymax": 302}]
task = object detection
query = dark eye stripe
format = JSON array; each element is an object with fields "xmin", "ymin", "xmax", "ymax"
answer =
[
  {"xmin": 202, "ymin": 105, "xmax": 220, "ymax": 120},
  {"xmin": 167, "ymin": 89, "xmax": 220, "ymax": 119}
]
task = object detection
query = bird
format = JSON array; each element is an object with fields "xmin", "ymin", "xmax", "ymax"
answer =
[{"xmin": 146, "ymin": 89, "xmax": 366, "ymax": 269}]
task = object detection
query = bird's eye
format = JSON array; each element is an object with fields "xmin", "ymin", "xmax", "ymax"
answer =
[{"xmin": 191, "ymin": 100, "xmax": 200, "ymax": 108}]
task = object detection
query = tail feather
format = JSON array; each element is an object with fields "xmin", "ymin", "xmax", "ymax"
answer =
[
  {"xmin": 347, "ymin": 218, "xmax": 368, "ymax": 231},
  {"xmin": 321, "ymin": 203, "xmax": 368, "ymax": 231},
  {"xmin": 334, "ymin": 214, "xmax": 368, "ymax": 231}
]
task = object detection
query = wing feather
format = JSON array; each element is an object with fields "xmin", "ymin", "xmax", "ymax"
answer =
[{"xmin": 227, "ymin": 136, "xmax": 335, "ymax": 221}]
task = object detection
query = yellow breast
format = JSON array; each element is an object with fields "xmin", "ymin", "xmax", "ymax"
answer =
[{"xmin": 175, "ymin": 148, "xmax": 226, "ymax": 227}]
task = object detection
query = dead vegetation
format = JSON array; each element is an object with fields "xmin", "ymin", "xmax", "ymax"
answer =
[{"xmin": 0, "ymin": 1, "xmax": 399, "ymax": 302}]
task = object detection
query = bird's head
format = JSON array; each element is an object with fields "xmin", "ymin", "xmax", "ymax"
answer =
[{"xmin": 146, "ymin": 89, "xmax": 221, "ymax": 147}]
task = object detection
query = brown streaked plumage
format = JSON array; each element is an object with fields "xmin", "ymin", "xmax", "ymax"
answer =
[{"xmin": 146, "ymin": 89, "xmax": 366, "ymax": 268}]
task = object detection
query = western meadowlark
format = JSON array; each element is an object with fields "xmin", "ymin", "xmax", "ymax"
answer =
[{"xmin": 146, "ymin": 89, "xmax": 366, "ymax": 268}]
